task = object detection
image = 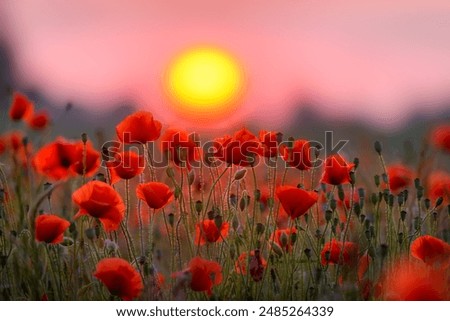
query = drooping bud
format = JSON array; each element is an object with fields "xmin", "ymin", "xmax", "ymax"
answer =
[{"xmin": 374, "ymin": 141, "xmax": 382, "ymax": 154}]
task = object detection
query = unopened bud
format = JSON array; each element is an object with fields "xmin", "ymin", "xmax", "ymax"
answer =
[
  {"xmin": 371, "ymin": 193, "xmax": 378, "ymax": 205},
  {"xmin": 85, "ymin": 228, "xmax": 96, "ymax": 241},
  {"xmin": 195, "ymin": 200, "xmax": 203, "ymax": 214},
  {"xmin": 81, "ymin": 133, "xmax": 88, "ymax": 144},
  {"xmin": 290, "ymin": 232, "xmax": 297, "ymax": 244},
  {"xmin": 414, "ymin": 178, "xmax": 421, "ymax": 189},
  {"xmin": 271, "ymin": 242, "xmax": 283, "ymax": 257},
  {"xmin": 435, "ymin": 196, "xmax": 443, "ymax": 207},
  {"xmin": 325, "ymin": 209, "xmax": 333, "ymax": 222},
  {"xmin": 424, "ymin": 198, "xmax": 431, "ymax": 210},
  {"xmin": 400, "ymin": 210, "xmax": 407, "ymax": 221},
  {"xmin": 214, "ymin": 215, "xmax": 223, "ymax": 229},
  {"xmin": 417, "ymin": 186, "xmax": 424, "ymax": 200},
  {"xmin": 234, "ymin": 169, "xmax": 247, "ymax": 181},
  {"xmin": 280, "ymin": 231, "xmax": 288, "ymax": 248},
  {"xmin": 337, "ymin": 185, "xmax": 345, "ymax": 201},
  {"xmin": 353, "ymin": 157, "xmax": 359, "ymax": 170},
  {"xmin": 256, "ymin": 223, "xmax": 265, "ymax": 235},
  {"xmin": 374, "ymin": 141, "xmax": 382, "ymax": 154},
  {"xmin": 374, "ymin": 175, "xmax": 380, "ymax": 187},
  {"xmin": 187, "ymin": 170, "xmax": 195, "ymax": 186},
  {"xmin": 166, "ymin": 167, "xmax": 175, "ymax": 179},
  {"xmin": 349, "ymin": 171, "xmax": 356, "ymax": 185},
  {"xmin": 304, "ymin": 248, "xmax": 311, "ymax": 259},
  {"xmin": 330, "ymin": 199, "xmax": 337, "ymax": 211},
  {"xmin": 167, "ymin": 213, "xmax": 175, "ymax": 227},
  {"xmin": 254, "ymin": 189, "xmax": 261, "ymax": 201}
]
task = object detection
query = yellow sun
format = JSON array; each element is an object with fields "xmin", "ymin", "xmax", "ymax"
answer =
[{"xmin": 164, "ymin": 46, "xmax": 245, "ymax": 121}]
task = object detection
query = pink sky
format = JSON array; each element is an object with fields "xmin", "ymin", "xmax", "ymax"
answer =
[{"xmin": 1, "ymin": 0, "xmax": 450, "ymax": 131}]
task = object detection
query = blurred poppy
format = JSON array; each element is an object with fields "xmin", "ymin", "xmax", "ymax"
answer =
[
  {"xmin": 72, "ymin": 181, "xmax": 125, "ymax": 231},
  {"xmin": 184, "ymin": 256, "xmax": 222, "ymax": 295},
  {"xmin": 320, "ymin": 155, "xmax": 354, "ymax": 185},
  {"xmin": 214, "ymin": 128, "xmax": 260, "ymax": 167},
  {"xmin": 430, "ymin": 124, "xmax": 450, "ymax": 153},
  {"xmin": 258, "ymin": 130, "xmax": 281, "ymax": 158},
  {"xmin": 106, "ymin": 150, "xmax": 144, "ymax": 184},
  {"xmin": 33, "ymin": 138, "xmax": 77, "ymax": 181},
  {"xmin": 235, "ymin": 250, "xmax": 267, "ymax": 282},
  {"xmin": 9, "ymin": 92, "xmax": 33, "ymax": 121},
  {"xmin": 35, "ymin": 214, "xmax": 70, "ymax": 244},
  {"xmin": 357, "ymin": 252, "xmax": 372, "ymax": 281},
  {"xmin": 160, "ymin": 128, "xmax": 199, "ymax": 169},
  {"xmin": 94, "ymin": 258, "xmax": 143, "ymax": 300},
  {"xmin": 381, "ymin": 260, "xmax": 449, "ymax": 300},
  {"xmin": 387, "ymin": 164, "xmax": 414, "ymax": 193},
  {"xmin": 194, "ymin": 219, "xmax": 230, "ymax": 245},
  {"xmin": 280, "ymin": 139, "xmax": 312, "ymax": 171},
  {"xmin": 411, "ymin": 235, "xmax": 450, "ymax": 268},
  {"xmin": 26, "ymin": 110, "xmax": 50, "ymax": 130},
  {"xmin": 116, "ymin": 111, "xmax": 162, "ymax": 144},
  {"xmin": 427, "ymin": 171, "xmax": 450, "ymax": 203},
  {"xmin": 271, "ymin": 227, "xmax": 297, "ymax": 252},
  {"xmin": 71, "ymin": 141, "xmax": 101, "ymax": 177},
  {"xmin": 321, "ymin": 239, "xmax": 358, "ymax": 266},
  {"xmin": 276, "ymin": 185, "xmax": 318, "ymax": 219},
  {"xmin": 136, "ymin": 182, "xmax": 173, "ymax": 210}
]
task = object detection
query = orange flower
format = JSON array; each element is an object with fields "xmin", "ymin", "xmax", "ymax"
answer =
[
  {"xmin": 427, "ymin": 171, "xmax": 450, "ymax": 203},
  {"xmin": 136, "ymin": 182, "xmax": 173, "ymax": 210},
  {"xmin": 320, "ymin": 154, "xmax": 354, "ymax": 185},
  {"xmin": 430, "ymin": 124, "xmax": 450, "ymax": 153},
  {"xmin": 160, "ymin": 128, "xmax": 199, "ymax": 169},
  {"xmin": 194, "ymin": 219, "xmax": 230, "ymax": 245},
  {"xmin": 9, "ymin": 92, "xmax": 33, "ymax": 121},
  {"xmin": 280, "ymin": 139, "xmax": 312, "ymax": 171},
  {"xmin": 276, "ymin": 185, "xmax": 318, "ymax": 219},
  {"xmin": 411, "ymin": 235, "xmax": 450, "ymax": 268},
  {"xmin": 214, "ymin": 128, "xmax": 260, "ymax": 167},
  {"xmin": 387, "ymin": 164, "xmax": 414, "ymax": 193},
  {"xmin": 106, "ymin": 151, "xmax": 144, "ymax": 184},
  {"xmin": 72, "ymin": 181, "xmax": 125, "ymax": 231},
  {"xmin": 70, "ymin": 141, "xmax": 101, "ymax": 177},
  {"xmin": 94, "ymin": 258, "xmax": 143, "ymax": 300},
  {"xmin": 35, "ymin": 214, "xmax": 70, "ymax": 244},
  {"xmin": 271, "ymin": 227, "xmax": 297, "ymax": 252},
  {"xmin": 186, "ymin": 256, "xmax": 222, "ymax": 295},
  {"xmin": 381, "ymin": 260, "xmax": 449, "ymax": 300},
  {"xmin": 235, "ymin": 250, "xmax": 267, "ymax": 282},
  {"xmin": 32, "ymin": 138, "xmax": 77, "ymax": 181},
  {"xmin": 258, "ymin": 130, "xmax": 281, "ymax": 158},
  {"xmin": 116, "ymin": 111, "xmax": 162, "ymax": 144},
  {"xmin": 321, "ymin": 239, "xmax": 358, "ymax": 266},
  {"xmin": 26, "ymin": 110, "xmax": 50, "ymax": 130}
]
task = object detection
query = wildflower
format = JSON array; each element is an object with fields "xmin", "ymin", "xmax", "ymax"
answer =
[
  {"xmin": 387, "ymin": 164, "xmax": 414, "ymax": 193},
  {"xmin": 72, "ymin": 181, "xmax": 125, "ymax": 231},
  {"xmin": 276, "ymin": 185, "xmax": 318, "ymax": 219},
  {"xmin": 94, "ymin": 258, "xmax": 143, "ymax": 300},
  {"xmin": 194, "ymin": 219, "xmax": 230, "ymax": 245},
  {"xmin": 258, "ymin": 130, "xmax": 281, "ymax": 158},
  {"xmin": 271, "ymin": 227, "xmax": 297, "ymax": 252},
  {"xmin": 411, "ymin": 235, "xmax": 450, "ymax": 268},
  {"xmin": 136, "ymin": 182, "xmax": 174, "ymax": 210},
  {"xmin": 320, "ymin": 155, "xmax": 354, "ymax": 185},
  {"xmin": 321, "ymin": 239, "xmax": 359, "ymax": 266},
  {"xmin": 280, "ymin": 139, "xmax": 312, "ymax": 170},
  {"xmin": 116, "ymin": 111, "xmax": 162, "ymax": 144},
  {"xmin": 427, "ymin": 171, "xmax": 450, "ymax": 203},
  {"xmin": 26, "ymin": 110, "xmax": 50, "ymax": 130},
  {"xmin": 70, "ymin": 141, "xmax": 101, "ymax": 177},
  {"xmin": 235, "ymin": 250, "xmax": 267, "ymax": 282},
  {"xmin": 9, "ymin": 92, "xmax": 33, "ymax": 121},
  {"xmin": 35, "ymin": 214, "xmax": 70, "ymax": 244},
  {"xmin": 214, "ymin": 128, "xmax": 260, "ymax": 167},
  {"xmin": 106, "ymin": 150, "xmax": 144, "ymax": 184},
  {"xmin": 160, "ymin": 128, "xmax": 199, "ymax": 169},
  {"xmin": 430, "ymin": 124, "xmax": 450, "ymax": 153}
]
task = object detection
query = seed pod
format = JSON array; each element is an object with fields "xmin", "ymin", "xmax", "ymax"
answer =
[
  {"xmin": 325, "ymin": 209, "xmax": 333, "ymax": 222},
  {"xmin": 374, "ymin": 141, "xmax": 382, "ymax": 154},
  {"xmin": 81, "ymin": 133, "xmax": 88, "ymax": 144},
  {"xmin": 256, "ymin": 223, "xmax": 265, "ymax": 235},
  {"xmin": 374, "ymin": 175, "xmax": 380, "ymax": 187}
]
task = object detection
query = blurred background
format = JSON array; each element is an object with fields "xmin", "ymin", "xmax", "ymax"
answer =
[{"xmin": 0, "ymin": 0, "xmax": 449, "ymax": 165}]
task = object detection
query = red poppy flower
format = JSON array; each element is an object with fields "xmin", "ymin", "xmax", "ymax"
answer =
[
  {"xmin": 106, "ymin": 150, "xmax": 144, "ymax": 184},
  {"xmin": 35, "ymin": 214, "xmax": 70, "ymax": 244},
  {"xmin": 26, "ymin": 110, "xmax": 50, "ymax": 130},
  {"xmin": 94, "ymin": 258, "xmax": 143, "ymax": 300},
  {"xmin": 271, "ymin": 227, "xmax": 297, "ymax": 252},
  {"xmin": 9, "ymin": 92, "xmax": 34, "ymax": 121},
  {"xmin": 430, "ymin": 124, "xmax": 450, "ymax": 153},
  {"xmin": 136, "ymin": 182, "xmax": 174, "ymax": 210},
  {"xmin": 357, "ymin": 253, "xmax": 373, "ymax": 281},
  {"xmin": 194, "ymin": 219, "xmax": 230, "ymax": 245},
  {"xmin": 381, "ymin": 260, "xmax": 449, "ymax": 300},
  {"xmin": 32, "ymin": 138, "xmax": 78, "ymax": 181},
  {"xmin": 214, "ymin": 128, "xmax": 260, "ymax": 167},
  {"xmin": 320, "ymin": 154, "xmax": 354, "ymax": 185},
  {"xmin": 280, "ymin": 139, "xmax": 312, "ymax": 171},
  {"xmin": 72, "ymin": 181, "xmax": 125, "ymax": 231},
  {"xmin": 321, "ymin": 239, "xmax": 359, "ymax": 266},
  {"xmin": 427, "ymin": 171, "xmax": 450, "ymax": 203},
  {"xmin": 0, "ymin": 131, "xmax": 23, "ymax": 155},
  {"xmin": 276, "ymin": 185, "xmax": 318, "ymax": 219},
  {"xmin": 116, "ymin": 111, "xmax": 162, "ymax": 144},
  {"xmin": 235, "ymin": 250, "xmax": 267, "ymax": 282},
  {"xmin": 187, "ymin": 256, "xmax": 222, "ymax": 295},
  {"xmin": 411, "ymin": 235, "xmax": 450, "ymax": 268},
  {"xmin": 160, "ymin": 128, "xmax": 200, "ymax": 169},
  {"xmin": 387, "ymin": 164, "xmax": 414, "ymax": 193},
  {"xmin": 258, "ymin": 130, "xmax": 281, "ymax": 158},
  {"xmin": 70, "ymin": 141, "xmax": 101, "ymax": 177}
]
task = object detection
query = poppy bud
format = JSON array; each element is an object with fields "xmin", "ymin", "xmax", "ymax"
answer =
[
  {"xmin": 330, "ymin": 199, "xmax": 337, "ymax": 211},
  {"xmin": 397, "ymin": 193, "xmax": 404, "ymax": 206},
  {"xmin": 382, "ymin": 173, "xmax": 388, "ymax": 184},
  {"xmin": 388, "ymin": 194, "xmax": 394, "ymax": 208},
  {"xmin": 174, "ymin": 186, "xmax": 181, "ymax": 200},
  {"xmin": 188, "ymin": 170, "xmax": 195, "ymax": 186},
  {"xmin": 324, "ymin": 250, "xmax": 331, "ymax": 263},
  {"xmin": 432, "ymin": 211, "xmax": 438, "ymax": 221},
  {"xmin": 256, "ymin": 223, "xmax": 265, "ymax": 235},
  {"xmin": 239, "ymin": 195, "xmax": 250, "ymax": 211},
  {"xmin": 85, "ymin": 228, "xmax": 96, "ymax": 241},
  {"xmin": 398, "ymin": 232, "xmax": 403, "ymax": 245},
  {"xmin": 232, "ymin": 216, "xmax": 239, "ymax": 231},
  {"xmin": 315, "ymin": 229, "xmax": 322, "ymax": 239},
  {"xmin": 207, "ymin": 210, "xmax": 215, "ymax": 220},
  {"xmin": 254, "ymin": 189, "xmax": 261, "ymax": 201},
  {"xmin": 195, "ymin": 200, "xmax": 203, "ymax": 214},
  {"xmin": 214, "ymin": 215, "xmax": 223, "ymax": 230},
  {"xmin": 424, "ymin": 198, "xmax": 431, "ymax": 210},
  {"xmin": 234, "ymin": 168, "xmax": 247, "ymax": 181},
  {"xmin": 369, "ymin": 225, "xmax": 375, "ymax": 238},
  {"xmin": 374, "ymin": 175, "xmax": 380, "ymax": 187},
  {"xmin": 290, "ymin": 232, "xmax": 297, "ymax": 244},
  {"xmin": 320, "ymin": 183, "xmax": 327, "ymax": 193},
  {"xmin": 304, "ymin": 248, "xmax": 311, "ymax": 259},
  {"xmin": 337, "ymin": 185, "xmax": 345, "ymax": 201},
  {"xmin": 359, "ymin": 214, "xmax": 365, "ymax": 223},
  {"xmin": 416, "ymin": 186, "xmax": 424, "ymax": 200},
  {"xmin": 414, "ymin": 178, "xmax": 421, "ymax": 189},
  {"xmin": 380, "ymin": 244, "xmax": 388, "ymax": 259},
  {"xmin": 364, "ymin": 218, "xmax": 371, "ymax": 230},
  {"xmin": 166, "ymin": 167, "xmax": 175, "ymax": 179},
  {"xmin": 81, "ymin": 133, "xmax": 88, "ymax": 144},
  {"xmin": 383, "ymin": 189, "xmax": 389, "ymax": 203},
  {"xmin": 271, "ymin": 241, "xmax": 283, "ymax": 257},
  {"xmin": 349, "ymin": 171, "xmax": 356, "ymax": 185},
  {"xmin": 354, "ymin": 203, "xmax": 361, "ymax": 216},
  {"xmin": 266, "ymin": 197, "xmax": 274, "ymax": 208},
  {"xmin": 368, "ymin": 245, "xmax": 375, "ymax": 259},
  {"xmin": 229, "ymin": 193, "xmax": 237, "ymax": 207},
  {"xmin": 353, "ymin": 157, "xmax": 359, "ymax": 170},
  {"xmin": 279, "ymin": 231, "xmax": 288, "ymax": 248},
  {"xmin": 365, "ymin": 229, "xmax": 371, "ymax": 241},
  {"xmin": 435, "ymin": 196, "xmax": 443, "ymax": 207},
  {"xmin": 400, "ymin": 210, "xmax": 407, "ymax": 221},
  {"xmin": 371, "ymin": 193, "xmax": 378, "ymax": 205},
  {"xmin": 167, "ymin": 213, "xmax": 175, "ymax": 227},
  {"xmin": 374, "ymin": 141, "xmax": 382, "ymax": 154},
  {"xmin": 414, "ymin": 216, "xmax": 420, "ymax": 231},
  {"xmin": 358, "ymin": 187, "xmax": 365, "ymax": 198},
  {"xmin": 403, "ymin": 189, "xmax": 409, "ymax": 202}
]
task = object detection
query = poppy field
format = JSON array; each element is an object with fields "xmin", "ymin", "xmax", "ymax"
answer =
[{"xmin": 0, "ymin": 92, "xmax": 449, "ymax": 301}]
